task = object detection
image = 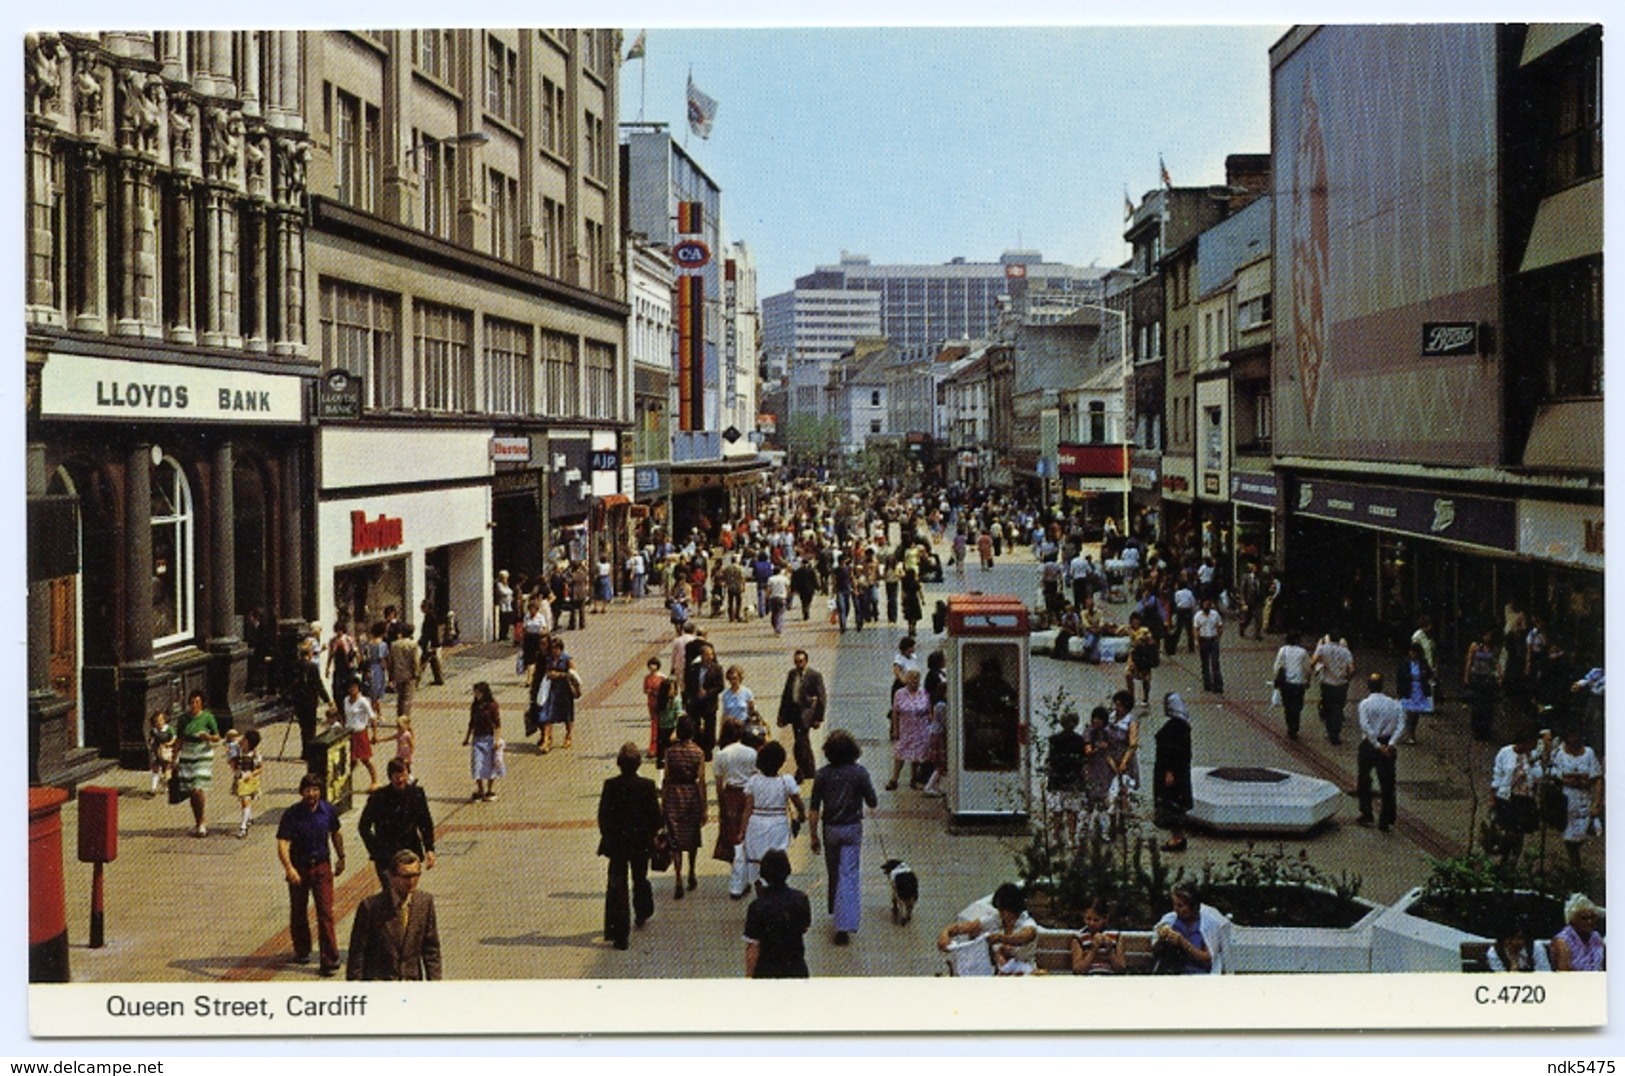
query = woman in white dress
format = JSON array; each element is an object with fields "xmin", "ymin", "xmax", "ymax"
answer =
[
  {"xmin": 1549, "ymin": 731, "xmax": 1604, "ymax": 869},
  {"xmin": 739, "ymin": 741, "xmax": 806, "ymax": 891}
]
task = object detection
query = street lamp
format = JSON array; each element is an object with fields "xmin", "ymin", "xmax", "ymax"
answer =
[{"xmin": 403, "ymin": 129, "xmax": 490, "ymax": 164}]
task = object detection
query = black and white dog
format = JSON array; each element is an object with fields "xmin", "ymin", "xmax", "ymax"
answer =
[{"xmin": 881, "ymin": 858, "xmax": 919, "ymax": 924}]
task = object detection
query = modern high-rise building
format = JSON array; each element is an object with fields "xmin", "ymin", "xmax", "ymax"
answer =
[
  {"xmin": 793, "ymin": 250, "xmax": 1103, "ymax": 353},
  {"xmin": 762, "ymin": 287, "xmax": 882, "ymax": 374}
]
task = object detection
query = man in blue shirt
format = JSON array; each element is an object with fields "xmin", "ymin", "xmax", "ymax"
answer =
[{"xmin": 276, "ymin": 772, "xmax": 347, "ymax": 975}]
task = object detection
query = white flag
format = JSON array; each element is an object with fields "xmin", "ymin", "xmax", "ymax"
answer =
[{"xmin": 686, "ymin": 75, "xmax": 718, "ymax": 139}]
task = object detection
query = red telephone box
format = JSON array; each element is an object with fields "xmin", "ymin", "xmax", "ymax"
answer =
[{"xmin": 944, "ymin": 594, "xmax": 1031, "ymax": 823}]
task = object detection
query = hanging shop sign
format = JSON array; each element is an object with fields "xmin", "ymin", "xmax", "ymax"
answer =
[{"xmin": 318, "ymin": 369, "xmax": 363, "ymax": 420}]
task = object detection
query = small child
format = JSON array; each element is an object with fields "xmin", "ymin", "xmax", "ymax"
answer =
[
  {"xmin": 230, "ymin": 729, "xmax": 264, "ymax": 838},
  {"xmin": 381, "ymin": 714, "xmax": 416, "ymax": 781},
  {"xmin": 147, "ymin": 709, "xmax": 176, "ymax": 795}
]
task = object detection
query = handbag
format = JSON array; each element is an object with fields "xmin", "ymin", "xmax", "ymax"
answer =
[
  {"xmin": 167, "ymin": 770, "xmax": 187, "ymax": 805},
  {"xmin": 1273, "ymin": 666, "xmax": 1288, "ymax": 690},
  {"xmin": 649, "ymin": 829, "xmax": 673, "ymax": 872}
]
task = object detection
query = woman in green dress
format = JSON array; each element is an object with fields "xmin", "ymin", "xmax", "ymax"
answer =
[{"xmin": 175, "ymin": 689, "xmax": 222, "ymax": 837}]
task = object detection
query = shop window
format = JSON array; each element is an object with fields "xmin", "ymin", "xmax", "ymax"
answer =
[
  {"xmin": 542, "ymin": 329, "xmax": 580, "ymax": 415},
  {"xmin": 1545, "ymin": 46, "xmax": 1602, "ymax": 193},
  {"xmin": 415, "ymin": 301, "xmax": 475, "ymax": 412},
  {"xmin": 486, "ymin": 316, "xmax": 534, "ymax": 415},
  {"xmin": 1532, "ymin": 260, "xmax": 1603, "ymax": 398},
  {"xmin": 320, "ymin": 278, "xmax": 402, "ymax": 409},
  {"xmin": 151, "ymin": 454, "xmax": 195, "ymax": 650},
  {"xmin": 585, "ymin": 339, "xmax": 617, "ymax": 420}
]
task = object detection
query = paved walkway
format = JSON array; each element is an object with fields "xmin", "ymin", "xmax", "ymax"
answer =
[{"xmin": 51, "ymin": 537, "xmax": 1599, "ymax": 982}]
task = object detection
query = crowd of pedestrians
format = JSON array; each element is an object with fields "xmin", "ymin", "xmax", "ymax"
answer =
[{"xmin": 138, "ymin": 469, "xmax": 1602, "ymax": 982}]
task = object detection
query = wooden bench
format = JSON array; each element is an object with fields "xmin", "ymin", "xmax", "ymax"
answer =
[
  {"xmin": 1460, "ymin": 941, "xmax": 1493, "ymax": 972},
  {"xmin": 1034, "ymin": 927, "xmax": 1156, "ymax": 974}
]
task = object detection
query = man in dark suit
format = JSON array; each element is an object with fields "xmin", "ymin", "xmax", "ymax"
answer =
[
  {"xmin": 358, "ymin": 759, "xmax": 436, "ymax": 889},
  {"xmin": 777, "ymin": 649, "xmax": 828, "ymax": 782},
  {"xmin": 597, "ymin": 742, "xmax": 662, "ymax": 950},
  {"xmin": 346, "ymin": 849, "xmax": 442, "ymax": 980},
  {"xmin": 289, "ymin": 639, "xmax": 332, "ymax": 754}
]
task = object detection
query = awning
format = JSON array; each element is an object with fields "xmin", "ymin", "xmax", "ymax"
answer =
[
  {"xmin": 596, "ymin": 494, "xmax": 630, "ymax": 509},
  {"xmin": 1519, "ymin": 178, "xmax": 1602, "ymax": 274},
  {"xmin": 1521, "ymin": 24, "xmax": 1591, "ymax": 66}
]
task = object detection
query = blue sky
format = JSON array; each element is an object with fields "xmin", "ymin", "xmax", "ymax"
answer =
[{"xmin": 620, "ymin": 25, "xmax": 1286, "ymax": 296}]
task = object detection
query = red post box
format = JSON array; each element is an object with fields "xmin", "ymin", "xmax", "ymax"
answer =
[
  {"xmin": 77, "ymin": 786, "xmax": 118, "ymax": 949},
  {"xmin": 77, "ymin": 786, "xmax": 119, "ymax": 863},
  {"xmin": 28, "ymin": 787, "xmax": 70, "ymax": 982}
]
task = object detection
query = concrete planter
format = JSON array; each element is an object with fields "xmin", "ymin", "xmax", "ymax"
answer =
[
  {"xmin": 1215, "ymin": 887, "xmax": 1385, "ymax": 974},
  {"xmin": 1370, "ymin": 886, "xmax": 1489, "ymax": 973}
]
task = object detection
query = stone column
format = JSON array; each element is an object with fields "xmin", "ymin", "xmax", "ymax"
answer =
[
  {"xmin": 120, "ymin": 443, "xmax": 172, "ymax": 766},
  {"xmin": 207, "ymin": 440, "xmax": 248, "ymax": 725},
  {"xmin": 25, "ymin": 121, "xmax": 61, "ymax": 326},
  {"xmin": 200, "ymin": 186, "xmax": 240, "ymax": 348},
  {"xmin": 242, "ymin": 204, "xmax": 267, "ymax": 352},
  {"xmin": 240, "ymin": 31, "xmax": 261, "ymax": 118},
  {"xmin": 73, "ymin": 147, "xmax": 108, "ymax": 334},
  {"xmin": 168, "ymin": 177, "xmax": 196, "ymax": 344},
  {"xmin": 113, "ymin": 158, "xmax": 159, "ymax": 338},
  {"xmin": 273, "ymin": 208, "xmax": 306, "ymax": 356}
]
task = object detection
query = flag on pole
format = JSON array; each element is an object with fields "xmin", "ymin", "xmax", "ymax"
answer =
[
  {"xmin": 687, "ymin": 74, "xmax": 718, "ymax": 139},
  {"xmin": 625, "ymin": 30, "xmax": 646, "ymax": 61},
  {"xmin": 1159, "ymin": 154, "xmax": 1172, "ymax": 188},
  {"xmin": 1123, "ymin": 187, "xmax": 1135, "ymax": 221}
]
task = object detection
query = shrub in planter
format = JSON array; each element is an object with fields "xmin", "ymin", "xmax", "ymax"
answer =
[
  {"xmin": 1018, "ymin": 827, "xmax": 1184, "ymax": 930},
  {"xmin": 1194, "ymin": 845, "xmax": 1378, "ymax": 974},
  {"xmin": 1371, "ymin": 852, "xmax": 1591, "ymax": 973},
  {"xmin": 1410, "ymin": 851, "xmax": 1573, "ymax": 939},
  {"xmin": 1197, "ymin": 844, "xmax": 1366, "ymax": 927}
]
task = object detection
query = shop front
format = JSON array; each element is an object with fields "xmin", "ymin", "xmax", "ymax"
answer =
[
  {"xmin": 632, "ymin": 464, "xmax": 671, "ymax": 548},
  {"xmin": 29, "ymin": 348, "xmax": 316, "ymax": 777},
  {"xmin": 317, "ymin": 426, "xmax": 491, "ymax": 655},
  {"xmin": 1281, "ymin": 474, "xmax": 1524, "ymax": 659},
  {"xmin": 1056, "ymin": 442, "xmax": 1129, "ymax": 539},
  {"xmin": 544, "ymin": 434, "xmax": 596, "ymax": 563},
  {"xmin": 1158, "ymin": 455, "xmax": 1197, "ymax": 560},
  {"xmin": 1128, "ymin": 455, "xmax": 1161, "ymax": 547},
  {"xmin": 1229, "ymin": 470, "xmax": 1281, "ymax": 579}
]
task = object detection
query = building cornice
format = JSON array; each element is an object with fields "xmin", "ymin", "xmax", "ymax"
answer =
[{"xmin": 310, "ymin": 197, "xmax": 630, "ymax": 321}]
